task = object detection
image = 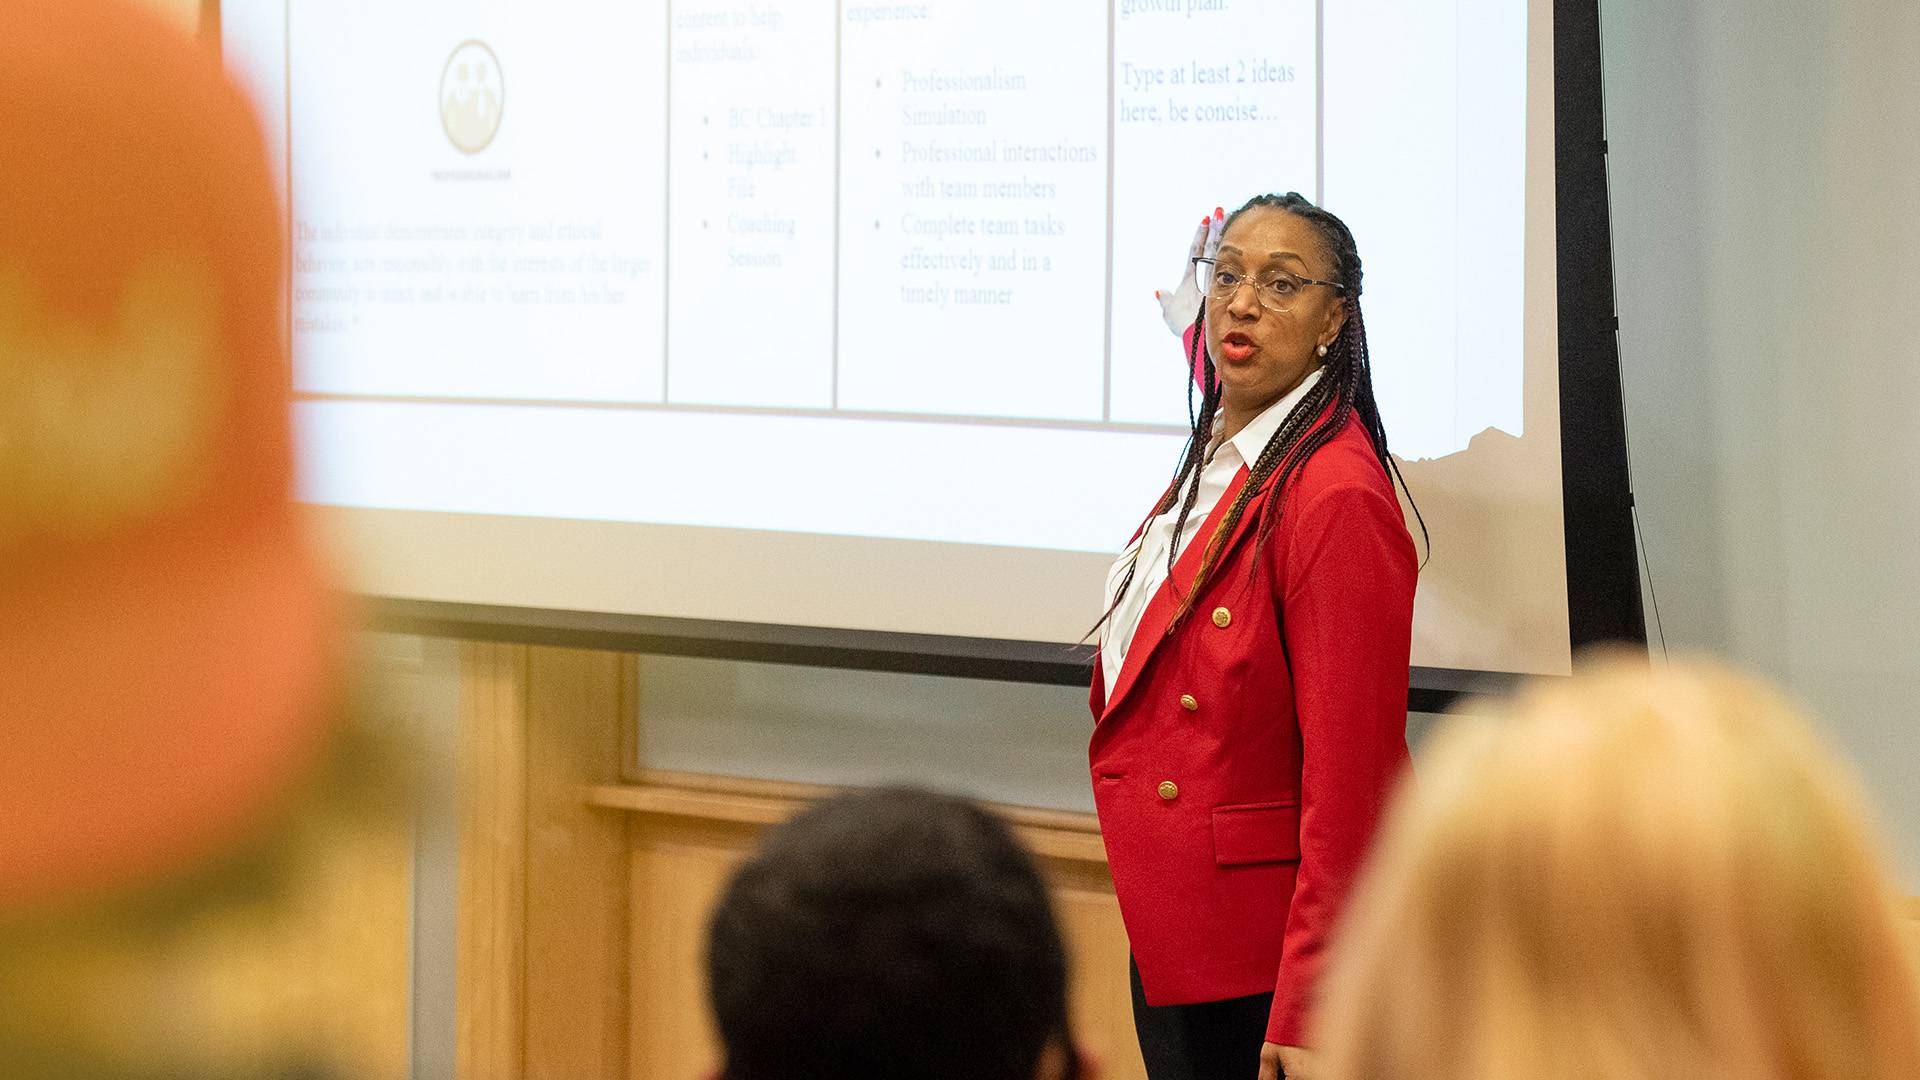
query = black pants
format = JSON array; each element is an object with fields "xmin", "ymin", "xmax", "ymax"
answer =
[{"xmin": 1130, "ymin": 958, "xmax": 1274, "ymax": 1080}]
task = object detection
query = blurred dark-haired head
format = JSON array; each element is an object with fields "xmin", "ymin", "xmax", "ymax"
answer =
[{"xmin": 707, "ymin": 787, "xmax": 1075, "ymax": 1080}]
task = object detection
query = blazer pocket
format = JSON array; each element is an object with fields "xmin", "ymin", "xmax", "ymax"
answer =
[{"xmin": 1211, "ymin": 801, "xmax": 1301, "ymax": 866}]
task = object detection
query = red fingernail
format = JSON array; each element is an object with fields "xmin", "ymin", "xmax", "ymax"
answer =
[{"xmin": 1214, "ymin": 207, "xmax": 1224, "ymax": 218}]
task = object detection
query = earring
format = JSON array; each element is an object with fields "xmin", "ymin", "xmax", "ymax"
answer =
[{"xmin": 1315, "ymin": 344, "xmax": 1328, "ymax": 358}]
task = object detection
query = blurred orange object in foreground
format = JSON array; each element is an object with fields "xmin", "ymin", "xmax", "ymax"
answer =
[{"xmin": 0, "ymin": 0, "xmax": 342, "ymax": 913}]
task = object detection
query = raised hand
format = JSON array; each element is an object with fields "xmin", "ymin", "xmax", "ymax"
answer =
[{"xmin": 1153, "ymin": 206, "xmax": 1223, "ymax": 336}]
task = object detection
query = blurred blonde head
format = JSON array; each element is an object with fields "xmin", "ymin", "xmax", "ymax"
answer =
[{"xmin": 1314, "ymin": 655, "xmax": 1920, "ymax": 1080}]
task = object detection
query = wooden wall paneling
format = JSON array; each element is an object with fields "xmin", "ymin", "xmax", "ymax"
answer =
[
  {"xmin": 1042, "ymin": 858, "xmax": 1149, "ymax": 1080},
  {"xmin": 522, "ymin": 646, "xmax": 633, "ymax": 1080},
  {"xmin": 457, "ymin": 642, "xmax": 530, "ymax": 1080},
  {"xmin": 627, "ymin": 816, "xmax": 760, "ymax": 1080},
  {"xmin": 460, "ymin": 652, "xmax": 1920, "ymax": 1080}
]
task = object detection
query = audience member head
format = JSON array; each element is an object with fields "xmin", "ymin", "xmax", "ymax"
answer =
[
  {"xmin": 707, "ymin": 786, "xmax": 1085, "ymax": 1080},
  {"xmin": 1314, "ymin": 655, "xmax": 1920, "ymax": 1080}
]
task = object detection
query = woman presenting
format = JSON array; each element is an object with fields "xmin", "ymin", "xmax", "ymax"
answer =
[{"xmin": 1090, "ymin": 193, "xmax": 1420, "ymax": 1080}]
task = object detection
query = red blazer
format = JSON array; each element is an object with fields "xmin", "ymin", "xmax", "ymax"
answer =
[{"xmin": 1088, "ymin": 408, "xmax": 1416, "ymax": 1047}]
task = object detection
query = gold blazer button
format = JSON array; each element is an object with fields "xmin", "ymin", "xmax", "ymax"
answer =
[
  {"xmin": 1157, "ymin": 781, "xmax": 1179, "ymax": 801},
  {"xmin": 1179, "ymin": 694, "xmax": 1199, "ymax": 711},
  {"xmin": 1212, "ymin": 606, "xmax": 1232, "ymax": 628}
]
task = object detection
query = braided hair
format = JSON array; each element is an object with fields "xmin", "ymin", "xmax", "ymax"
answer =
[{"xmin": 1095, "ymin": 192, "xmax": 1427, "ymax": 638}]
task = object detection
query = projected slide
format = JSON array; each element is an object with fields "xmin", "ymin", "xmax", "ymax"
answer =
[
  {"xmin": 274, "ymin": 0, "xmax": 1503, "ymax": 434},
  {"xmin": 286, "ymin": 2, "xmax": 667, "ymax": 403},
  {"xmin": 226, "ymin": 0, "xmax": 1570, "ymax": 675}
]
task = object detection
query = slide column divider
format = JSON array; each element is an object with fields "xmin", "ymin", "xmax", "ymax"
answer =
[
  {"xmin": 832, "ymin": 0, "xmax": 843, "ymax": 409},
  {"xmin": 661, "ymin": 1, "xmax": 674, "ymax": 403},
  {"xmin": 1102, "ymin": 0, "xmax": 1117, "ymax": 423},
  {"xmin": 1316, "ymin": 0, "xmax": 1325, "ymax": 203}
]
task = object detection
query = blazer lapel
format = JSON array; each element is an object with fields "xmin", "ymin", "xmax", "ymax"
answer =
[{"xmin": 1101, "ymin": 464, "xmax": 1278, "ymax": 721}]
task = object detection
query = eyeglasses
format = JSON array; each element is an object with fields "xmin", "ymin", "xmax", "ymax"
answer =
[{"xmin": 1192, "ymin": 257, "xmax": 1346, "ymax": 313}]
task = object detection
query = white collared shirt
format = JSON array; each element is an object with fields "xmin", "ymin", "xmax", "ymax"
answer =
[{"xmin": 1100, "ymin": 369, "xmax": 1323, "ymax": 700}]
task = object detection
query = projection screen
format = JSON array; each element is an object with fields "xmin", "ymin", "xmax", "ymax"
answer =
[{"xmin": 218, "ymin": 0, "xmax": 1643, "ymax": 693}]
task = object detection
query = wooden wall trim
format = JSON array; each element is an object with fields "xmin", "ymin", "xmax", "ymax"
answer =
[
  {"xmin": 522, "ymin": 648, "xmax": 632, "ymax": 1080},
  {"xmin": 588, "ymin": 772, "xmax": 1110, "ymax": 868},
  {"xmin": 456, "ymin": 645, "xmax": 634, "ymax": 1080},
  {"xmin": 455, "ymin": 643, "xmax": 530, "ymax": 1080}
]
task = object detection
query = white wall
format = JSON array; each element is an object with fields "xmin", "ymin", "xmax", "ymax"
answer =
[{"xmin": 1603, "ymin": 0, "xmax": 1920, "ymax": 876}]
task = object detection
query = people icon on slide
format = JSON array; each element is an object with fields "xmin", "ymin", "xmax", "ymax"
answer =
[{"xmin": 440, "ymin": 40, "xmax": 503, "ymax": 155}]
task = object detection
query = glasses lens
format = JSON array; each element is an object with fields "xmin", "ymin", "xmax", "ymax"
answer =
[
  {"xmin": 1201, "ymin": 264, "xmax": 1247, "ymax": 301},
  {"xmin": 1258, "ymin": 274, "xmax": 1303, "ymax": 311},
  {"xmin": 1200, "ymin": 267, "xmax": 1302, "ymax": 311}
]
